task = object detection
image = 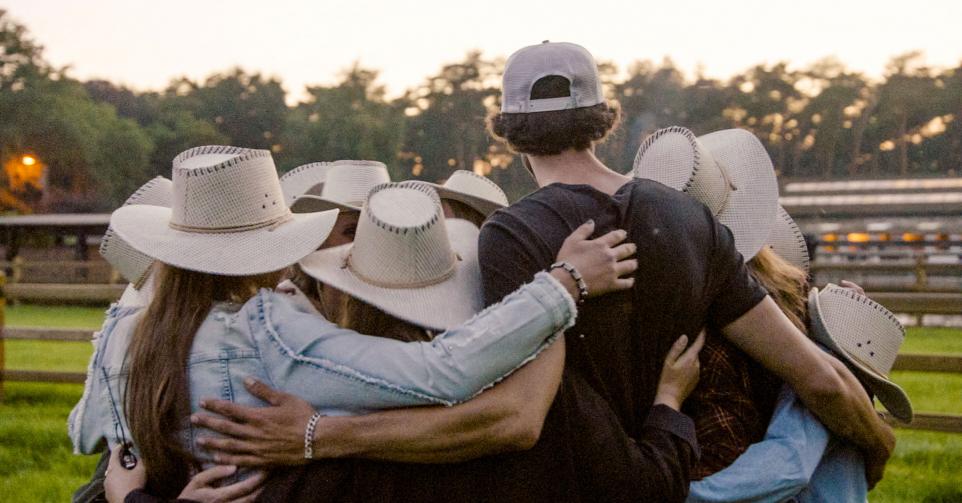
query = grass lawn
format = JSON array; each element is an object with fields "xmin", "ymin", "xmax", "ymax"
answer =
[
  {"xmin": 1, "ymin": 305, "xmax": 960, "ymax": 501},
  {"xmin": 5, "ymin": 303, "xmax": 107, "ymax": 330}
]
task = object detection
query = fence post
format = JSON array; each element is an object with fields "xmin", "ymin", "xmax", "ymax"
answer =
[
  {"xmin": 914, "ymin": 255, "xmax": 927, "ymax": 325},
  {"xmin": 11, "ymin": 256, "xmax": 23, "ymax": 284},
  {"xmin": 0, "ymin": 271, "xmax": 6, "ymax": 401}
]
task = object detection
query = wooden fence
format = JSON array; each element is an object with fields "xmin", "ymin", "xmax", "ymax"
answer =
[
  {"xmin": 0, "ymin": 259, "xmax": 957, "ymax": 311},
  {"xmin": 2, "ymin": 324, "xmax": 961, "ymax": 433},
  {"xmin": 810, "ymin": 261, "xmax": 962, "ymax": 293}
]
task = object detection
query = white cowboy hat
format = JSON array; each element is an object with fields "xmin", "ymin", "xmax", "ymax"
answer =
[
  {"xmin": 290, "ymin": 161, "xmax": 390, "ymax": 213},
  {"xmin": 299, "ymin": 183, "xmax": 482, "ymax": 332},
  {"xmin": 415, "ymin": 170, "xmax": 509, "ymax": 217},
  {"xmin": 808, "ymin": 284, "xmax": 913, "ymax": 422},
  {"xmin": 100, "ymin": 176, "xmax": 173, "ymax": 288},
  {"xmin": 110, "ymin": 146, "xmax": 339, "ymax": 276},
  {"xmin": 767, "ymin": 205, "xmax": 810, "ymax": 273},
  {"xmin": 279, "ymin": 162, "xmax": 339, "ymax": 205},
  {"xmin": 632, "ymin": 126, "xmax": 779, "ymax": 261}
]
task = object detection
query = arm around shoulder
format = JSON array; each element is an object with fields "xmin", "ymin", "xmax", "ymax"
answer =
[{"xmin": 721, "ymin": 297, "xmax": 895, "ymax": 486}]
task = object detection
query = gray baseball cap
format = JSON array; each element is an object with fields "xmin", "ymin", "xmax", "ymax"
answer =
[{"xmin": 501, "ymin": 41, "xmax": 604, "ymax": 114}]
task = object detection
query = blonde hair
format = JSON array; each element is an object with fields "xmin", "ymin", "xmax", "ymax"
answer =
[{"xmin": 747, "ymin": 247, "xmax": 810, "ymax": 331}]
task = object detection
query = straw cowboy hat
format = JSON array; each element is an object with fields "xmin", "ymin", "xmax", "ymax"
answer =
[
  {"xmin": 110, "ymin": 146, "xmax": 339, "ymax": 276},
  {"xmin": 416, "ymin": 170, "xmax": 509, "ymax": 217},
  {"xmin": 632, "ymin": 126, "xmax": 779, "ymax": 261},
  {"xmin": 279, "ymin": 162, "xmax": 338, "ymax": 205},
  {"xmin": 290, "ymin": 161, "xmax": 390, "ymax": 213},
  {"xmin": 299, "ymin": 182, "xmax": 482, "ymax": 331},
  {"xmin": 808, "ymin": 284, "xmax": 913, "ymax": 422},
  {"xmin": 100, "ymin": 176, "xmax": 173, "ymax": 288},
  {"xmin": 767, "ymin": 205, "xmax": 811, "ymax": 274}
]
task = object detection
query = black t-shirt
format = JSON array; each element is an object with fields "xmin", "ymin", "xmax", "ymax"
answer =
[{"xmin": 479, "ymin": 179, "xmax": 768, "ymax": 438}]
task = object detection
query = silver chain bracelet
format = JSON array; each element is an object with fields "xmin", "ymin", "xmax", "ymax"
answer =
[{"xmin": 304, "ymin": 411, "xmax": 322, "ymax": 460}]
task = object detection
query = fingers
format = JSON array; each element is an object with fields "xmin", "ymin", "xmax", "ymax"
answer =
[
  {"xmin": 210, "ymin": 453, "xmax": 269, "ymax": 467},
  {"xmin": 665, "ymin": 335, "xmax": 689, "ymax": 363},
  {"xmin": 612, "ymin": 242, "xmax": 637, "ymax": 261},
  {"xmin": 567, "ymin": 220, "xmax": 596, "ymax": 241},
  {"xmin": 690, "ymin": 330, "xmax": 707, "ymax": 353},
  {"xmin": 215, "ymin": 470, "xmax": 267, "ymax": 500},
  {"xmin": 197, "ymin": 436, "xmax": 259, "ymax": 455},
  {"xmin": 594, "ymin": 228, "xmax": 628, "ymax": 247},
  {"xmin": 234, "ymin": 487, "xmax": 264, "ymax": 503},
  {"xmin": 199, "ymin": 399, "xmax": 260, "ymax": 424},
  {"xmin": 613, "ymin": 277, "xmax": 636, "ymax": 290},
  {"xmin": 679, "ymin": 331, "xmax": 707, "ymax": 364},
  {"xmin": 840, "ymin": 280, "xmax": 866, "ymax": 296},
  {"xmin": 188, "ymin": 464, "xmax": 237, "ymax": 488},
  {"xmin": 614, "ymin": 259, "xmax": 638, "ymax": 277},
  {"xmin": 191, "ymin": 414, "xmax": 260, "ymax": 439},
  {"xmin": 244, "ymin": 378, "xmax": 286, "ymax": 407},
  {"xmin": 235, "ymin": 492, "xmax": 262, "ymax": 503}
]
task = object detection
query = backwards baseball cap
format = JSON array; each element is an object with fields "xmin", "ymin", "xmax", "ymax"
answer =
[{"xmin": 501, "ymin": 41, "xmax": 604, "ymax": 114}]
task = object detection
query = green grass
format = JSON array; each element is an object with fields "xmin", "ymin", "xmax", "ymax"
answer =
[
  {"xmin": 0, "ymin": 383, "xmax": 101, "ymax": 502},
  {"xmin": 902, "ymin": 327, "xmax": 962, "ymax": 355},
  {"xmin": 5, "ymin": 340, "xmax": 91, "ymax": 373},
  {"xmin": 5, "ymin": 304, "xmax": 107, "ymax": 330},
  {"xmin": 1, "ymin": 305, "xmax": 961, "ymax": 501},
  {"xmin": 870, "ymin": 430, "xmax": 962, "ymax": 503}
]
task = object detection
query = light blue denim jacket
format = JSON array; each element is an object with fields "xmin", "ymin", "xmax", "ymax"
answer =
[{"xmin": 69, "ymin": 271, "xmax": 575, "ymax": 462}]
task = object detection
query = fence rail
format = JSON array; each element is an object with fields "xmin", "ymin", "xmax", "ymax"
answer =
[
  {"xmin": 0, "ymin": 259, "xmax": 119, "ymax": 285},
  {"xmin": 866, "ymin": 292, "xmax": 962, "ymax": 315},
  {"xmin": 4, "ymin": 283, "xmax": 125, "ymax": 303},
  {"xmin": 811, "ymin": 261, "xmax": 962, "ymax": 294}
]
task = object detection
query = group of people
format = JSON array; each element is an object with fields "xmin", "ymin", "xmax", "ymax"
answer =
[{"xmin": 68, "ymin": 41, "xmax": 912, "ymax": 502}]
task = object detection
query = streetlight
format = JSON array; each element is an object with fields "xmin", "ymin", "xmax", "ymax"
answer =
[{"xmin": 21, "ymin": 155, "xmax": 37, "ymax": 166}]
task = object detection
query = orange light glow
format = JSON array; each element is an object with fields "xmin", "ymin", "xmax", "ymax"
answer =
[
  {"xmin": 878, "ymin": 233, "xmax": 891, "ymax": 241},
  {"xmin": 847, "ymin": 233, "xmax": 871, "ymax": 243},
  {"xmin": 822, "ymin": 233, "xmax": 838, "ymax": 243},
  {"xmin": 902, "ymin": 233, "xmax": 924, "ymax": 242},
  {"xmin": 22, "ymin": 155, "xmax": 37, "ymax": 166}
]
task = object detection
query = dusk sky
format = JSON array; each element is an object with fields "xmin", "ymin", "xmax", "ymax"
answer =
[{"xmin": 6, "ymin": 0, "xmax": 961, "ymax": 100}]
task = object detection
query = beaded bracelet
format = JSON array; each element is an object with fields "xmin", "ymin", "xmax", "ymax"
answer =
[
  {"xmin": 550, "ymin": 261, "xmax": 589, "ymax": 304},
  {"xmin": 304, "ymin": 411, "xmax": 322, "ymax": 459}
]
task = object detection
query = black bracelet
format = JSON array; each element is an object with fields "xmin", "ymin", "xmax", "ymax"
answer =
[{"xmin": 550, "ymin": 261, "xmax": 589, "ymax": 304}]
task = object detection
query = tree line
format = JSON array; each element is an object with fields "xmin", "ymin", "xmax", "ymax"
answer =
[{"xmin": 1, "ymin": 9, "xmax": 960, "ymax": 211}]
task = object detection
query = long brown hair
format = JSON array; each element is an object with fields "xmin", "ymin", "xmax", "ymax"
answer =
[
  {"xmin": 337, "ymin": 295, "xmax": 433, "ymax": 343},
  {"xmin": 747, "ymin": 246, "xmax": 810, "ymax": 331},
  {"xmin": 124, "ymin": 264, "xmax": 281, "ymax": 495},
  {"xmin": 289, "ymin": 263, "xmax": 432, "ymax": 343}
]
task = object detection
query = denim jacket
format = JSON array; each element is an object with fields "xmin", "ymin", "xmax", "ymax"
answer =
[{"xmin": 69, "ymin": 271, "xmax": 575, "ymax": 461}]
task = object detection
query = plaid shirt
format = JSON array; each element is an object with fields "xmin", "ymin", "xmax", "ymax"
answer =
[{"xmin": 684, "ymin": 331, "xmax": 782, "ymax": 480}]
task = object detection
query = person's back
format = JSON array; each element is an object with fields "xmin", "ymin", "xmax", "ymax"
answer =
[{"xmin": 480, "ymin": 178, "xmax": 765, "ymax": 437}]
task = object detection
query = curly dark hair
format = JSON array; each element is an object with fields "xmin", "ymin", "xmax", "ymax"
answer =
[{"xmin": 487, "ymin": 75, "xmax": 621, "ymax": 156}]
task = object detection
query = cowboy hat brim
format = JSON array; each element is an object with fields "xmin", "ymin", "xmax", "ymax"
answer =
[
  {"xmin": 425, "ymin": 183, "xmax": 506, "ymax": 217},
  {"xmin": 299, "ymin": 218, "xmax": 482, "ymax": 332},
  {"xmin": 111, "ymin": 205, "xmax": 339, "ymax": 276},
  {"xmin": 768, "ymin": 205, "xmax": 810, "ymax": 273},
  {"xmin": 633, "ymin": 128, "xmax": 779, "ymax": 261},
  {"xmin": 808, "ymin": 287, "xmax": 913, "ymax": 422},
  {"xmin": 696, "ymin": 129, "xmax": 779, "ymax": 260},
  {"xmin": 290, "ymin": 195, "xmax": 362, "ymax": 214}
]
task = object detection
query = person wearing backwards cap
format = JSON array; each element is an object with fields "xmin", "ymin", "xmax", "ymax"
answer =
[
  {"xmin": 75, "ymin": 146, "xmax": 641, "ymax": 501},
  {"xmin": 475, "ymin": 40, "xmax": 894, "ymax": 494}
]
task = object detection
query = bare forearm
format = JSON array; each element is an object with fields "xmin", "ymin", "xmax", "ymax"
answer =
[
  {"xmin": 808, "ymin": 354, "xmax": 896, "ymax": 457},
  {"xmin": 314, "ymin": 340, "xmax": 565, "ymax": 463},
  {"xmin": 723, "ymin": 297, "xmax": 894, "ymax": 457}
]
